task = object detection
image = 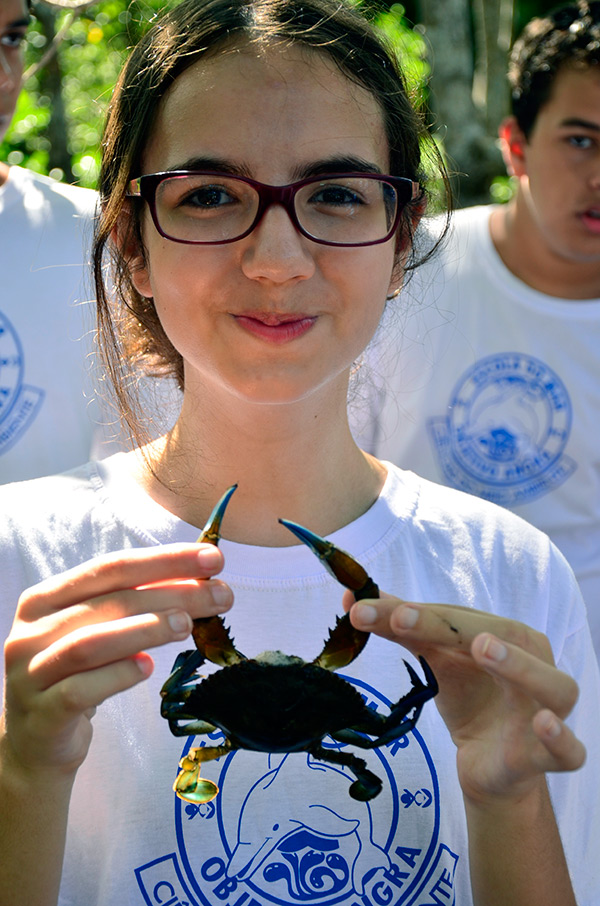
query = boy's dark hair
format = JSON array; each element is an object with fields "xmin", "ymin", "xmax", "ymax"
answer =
[{"xmin": 508, "ymin": 0, "xmax": 600, "ymax": 136}]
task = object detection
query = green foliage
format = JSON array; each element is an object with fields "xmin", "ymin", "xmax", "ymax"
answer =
[
  {"xmin": 0, "ymin": 0, "xmax": 429, "ymax": 188},
  {"xmin": 0, "ymin": 0, "xmax": 430, "ymax": 188},
  {"xmin": 0, "ymin": 1, "xmax": 169, "ymax": 185},
  {"xmin": 373, "ymin": 4, "xmax": 430, "ymax": 107},
  {"xmin": 5, "ymin": 0, "xmax": 543, "ymax": 203}
]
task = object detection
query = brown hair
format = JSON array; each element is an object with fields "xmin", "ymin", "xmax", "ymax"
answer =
[{"xmin": 93, "ymin": 0, "xmax": 449, "ymax": 446}]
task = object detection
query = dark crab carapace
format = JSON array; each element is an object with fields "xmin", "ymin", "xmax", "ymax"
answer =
[{"xmin": 160, "ymin": 486, "xmax": 438, "ymax": 803}]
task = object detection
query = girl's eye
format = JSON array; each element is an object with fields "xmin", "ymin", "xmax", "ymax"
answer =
[
  {"xmin": 310, "ymin": 185, "xmax": 364, "ymax": 207},
  {"xmin": 1, "ymin": 30, "xmax": 26, "ymax": 50},
  {"xmin": 181, "ymin": 185, "xmax": 236, "ymax": 208},
  {"xmin": 567, "ymin": 135, "xmax": 594, "ymax": 151}
]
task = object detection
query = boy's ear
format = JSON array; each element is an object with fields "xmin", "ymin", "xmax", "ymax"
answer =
[
  {"xmin": 110, "ymin": 201, "xmax": 153, "ymax": 298},
  {"xmin": 498, "ymin": 116, "xmax": 527, "ymax": 177}
]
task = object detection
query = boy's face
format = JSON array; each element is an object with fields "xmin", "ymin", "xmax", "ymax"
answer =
[
  {"xmin": 515, "ymin": 64, "xmax": 600, "ymax": 265},
  {"xmin": 0, "ymin": 0, "xmax": 28, "ymax": 144}
]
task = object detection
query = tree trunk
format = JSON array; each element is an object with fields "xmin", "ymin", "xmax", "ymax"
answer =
[
  {"xmin": 417, "ymin": 0, "xmax": 507, "ymax": 207},
  {"xmin": 34, "ymin": 3, "xmax": 74, "ymax": 181},
  {"xmin": 472, "ymin": 0, "xmax": 514, "ymax": 131}
]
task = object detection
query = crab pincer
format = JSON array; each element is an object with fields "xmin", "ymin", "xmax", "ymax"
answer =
[
  {"xmin": 279, "ymin": 518, "xmax": 377, "ymax": 670},
  {"xmin": 278, "ymin": 519, "xmax": 380, "ymax": 602}
]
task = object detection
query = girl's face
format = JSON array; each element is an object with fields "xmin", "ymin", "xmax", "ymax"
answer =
[
  {"xmin": 129, "ymin": 43, "xmax": 401, "ymax": 408},
  {"xmin": 0, "ymin": 0, "xmax": 28, "ymax": 143}
]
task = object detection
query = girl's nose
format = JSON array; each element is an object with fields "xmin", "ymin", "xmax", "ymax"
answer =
[
  {"xmin": 589, "ymin": 165, "xmax": 600, "ymax": 192},
  {"xmin": 0, "ymin": 47, "xmax": 18, "ymax": 89},
  {"xmin": 240, "ymin": 205, "xmax": 316, "ymax": 284}
]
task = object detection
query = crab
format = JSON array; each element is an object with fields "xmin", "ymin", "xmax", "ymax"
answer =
[{"xmin": 160, "ymin": 485, "xmax": 438, "ymax": 803}]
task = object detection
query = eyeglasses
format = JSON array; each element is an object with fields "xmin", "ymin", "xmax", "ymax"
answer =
[{"xmin": 126, "ymin": 170, "xmax": 420, "ymax": 247}]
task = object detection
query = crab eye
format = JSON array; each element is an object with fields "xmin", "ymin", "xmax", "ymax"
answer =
[{"xmin": 272, "ymin": 823, "xmax": 280, "ymax": 831}]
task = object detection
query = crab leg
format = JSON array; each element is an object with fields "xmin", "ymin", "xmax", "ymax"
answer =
[
  {"xmin": 173, "ymin": 744, "xmax": 236, "ymax": 804},
  {"xmin": 307, "ymin": 742, "xmax": 383, "ymax": 802},
  {"xmin": 329, "ymin": 656, "xmax": 439, "ymax": 748}
]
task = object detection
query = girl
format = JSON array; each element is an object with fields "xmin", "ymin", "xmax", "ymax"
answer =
[{"xmin": 1, "ymin": 1, "xmax": 598, "ymax": 904}]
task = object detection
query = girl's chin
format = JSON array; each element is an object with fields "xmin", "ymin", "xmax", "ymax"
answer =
[{"xmin": 196, "ymin": 368, "xmax": 350, "ymax": 409}]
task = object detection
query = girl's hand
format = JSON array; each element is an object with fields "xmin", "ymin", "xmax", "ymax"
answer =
[
  {"xmin": 343, "ymin": 591, "xmax": 586, "ymax": 804},
  {"xmin": 2, "ymin": 544, "xmax": 233, "ymax": 780}
]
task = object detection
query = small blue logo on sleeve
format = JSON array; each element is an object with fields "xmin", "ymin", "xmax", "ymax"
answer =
[
  {"xmin": 0, "ymin": 311, "xmax": 43, "ymax": 455},
  {"xmin": 427, "ymin": 352, "xmax": 576, "ymax": 507}
]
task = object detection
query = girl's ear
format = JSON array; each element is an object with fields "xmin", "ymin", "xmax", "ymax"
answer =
[
  {"xmin": 111, "ymin": 201, "xmax": 153, "ymax": 298},
  {"xmin": 498, "ymin": 117, "xmax": 527, "ymax": 177}
]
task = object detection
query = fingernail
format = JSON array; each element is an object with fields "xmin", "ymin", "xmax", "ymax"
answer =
[
  {"xmin": 540, "ymin": 711, "xmax": 561, "ymax": 739},
  {"xmin": 134, "ymin": 653, "xmax": 153, "ymax": 677},
  {"xmin": 197, "ymin": 546, "xmax": 222, "ymax": 568},
  {"xmin": 211, "ymin": 582, "xmax": 233, "ymax": 609},
  {"xmin": 168, "ymin": 611, "xmax": 192, "ymax": 635},
  {"xmin": 356, "ymin": 603, "xmax": 377, "ymax": 625},
  {"xmin": 396, "ymin": 605, "xmax": 419, "ymax": 629},
  {"xmin": 482, "ymin": 635, "xmax": 507, "ymax": 662}
]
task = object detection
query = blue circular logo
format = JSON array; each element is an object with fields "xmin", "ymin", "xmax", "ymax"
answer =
[{"xmin": 428, "ymin": 352, "xmax": 576, "ymax": 506}]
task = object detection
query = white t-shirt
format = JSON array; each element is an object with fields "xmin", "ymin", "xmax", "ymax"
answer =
[
  {"xmin": 355, "ymin": 204, "xmax": 600, "ymax": 662},
  {"xmin": 0, "ymin": 167, "xmax": 114, "ymax": 481},
  {"xmin": 1, "ymin": 454, "xmax": 598, "ymax": 905}
]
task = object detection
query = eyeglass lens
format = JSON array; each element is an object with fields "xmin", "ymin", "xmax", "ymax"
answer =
[{"xmin": 154, "ymin": 174, "xmax": 401, "ymax": 244}]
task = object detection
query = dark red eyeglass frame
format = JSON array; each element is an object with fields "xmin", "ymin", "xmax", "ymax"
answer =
[{"xmin": 126, "ymin": 170, "xmax": 421, "ymax": 247}]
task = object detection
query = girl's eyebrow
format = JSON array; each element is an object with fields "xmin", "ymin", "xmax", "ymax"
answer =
[
  {"xmin": 165, "ymin": 156, "xmax": 252, "ymax": 177},
  {"xmin": 292, "ymin": 157, "xmax": 384, "ymax": 179},
  {"xmin": 5, "ymin": 17, "xmax": 29, "ymax": 29},
  {"xmin": 559, "ymin": 117, "xmax": 600, "ymax": 132},
  {"xmin": 163, "ymin": 155, "xmax": 384, "ymax": 180}
]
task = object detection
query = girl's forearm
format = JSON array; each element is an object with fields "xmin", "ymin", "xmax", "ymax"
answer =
[
  {"xmin": 0, "ymin": 733, "xmax": 74, "ymax": 906},
  {"xmin": 465, "ymin": 779, "xmax": 576, "ymax": 906}
]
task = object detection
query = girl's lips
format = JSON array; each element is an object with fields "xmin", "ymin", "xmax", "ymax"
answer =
[
  {"xmin": 233, "ymin": 313, "xmax": 318, "ymax": 343},
  {"xmin": 581, "ymin": 208, "xmax": 600, "ymax": 235}
]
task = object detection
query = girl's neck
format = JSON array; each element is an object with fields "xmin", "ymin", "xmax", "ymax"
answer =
[{"xmin": 133, "ymin": 382, "xmax": 387, "ymax": 546}]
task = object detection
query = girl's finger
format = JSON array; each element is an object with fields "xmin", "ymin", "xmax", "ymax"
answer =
[
  {"xmin": 471, "ymin": 632, "xmax": 579, "ymax": 719},
  {"xmin": 5, "ymin": 578, "xmax": 233, "ymax": 676},
  {"xmin": 19, "ymin": 577, "xmax": 231, "ymax": 646},
  {"xmin": 33, "ymin": 655, "xmax": 156, "ymax": 732},
  {"xmin": 18, "ymin": 543, "xmax": 226, "ymax": 620},
  {"xmin": 350, "ymin": 594, "xmax": 550, "ymax": 662},
  {"xmin": 532, "ymin": 710, "xmax": 587, "ymax": 773},
  {"xmin": 28, "ymin": 609, "xmax": 195, "ymax": 691}
]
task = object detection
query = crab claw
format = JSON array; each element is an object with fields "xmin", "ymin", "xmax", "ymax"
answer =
[
  {"xmin": 279, "ymin": 519, "xmax": 378, "ymax": 671},
  {"xmin": 198, "ymin": 484, "xmax": 238, "ymax": 545},
  {"xmin": 193, "ymin": 483, "xmax": 245, "ymax": 665},
  {"xmin": 278, "ymin": 519, "xmax": 379, "ymax": 601}
]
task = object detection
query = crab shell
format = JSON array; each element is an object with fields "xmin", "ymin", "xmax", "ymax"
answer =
[{"xmin": 181, "ymin": 654, "xmax": 370, "ymax": 752}]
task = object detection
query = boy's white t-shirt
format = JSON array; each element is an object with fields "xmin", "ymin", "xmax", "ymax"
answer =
[
  {"xmin": 0, "ymin": 166, "xmax": 102, "ymax": 480},
  {"xmin": 355, "ymin": 204, "xmax": 600, "ymax": 661},
  {"xmin": 0, "ymin": 166, "xmax": 181, "ymax": 481},
  {"xmin": 0, "ymin": 453, "xmax": 598, "ymax": 905}
]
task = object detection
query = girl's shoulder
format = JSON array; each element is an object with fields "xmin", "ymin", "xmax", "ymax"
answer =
[{"xmin": 0, "ymin": 461, "xmax": 102, "ymax": 526}]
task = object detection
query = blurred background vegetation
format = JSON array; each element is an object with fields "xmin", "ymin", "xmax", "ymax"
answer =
[{"xmin": 0, "ymin": 0, "xmax": 571, "ymax": 205}]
